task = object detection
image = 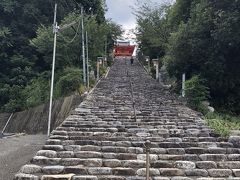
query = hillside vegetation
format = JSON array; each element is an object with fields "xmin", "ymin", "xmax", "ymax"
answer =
[
  {"xmin": 0, "ymin": 0, "xmax": 122, "ymax": 112},
  {"xmin": 135, "ymin": 0, "xmax": 240, "ymax": 115}
]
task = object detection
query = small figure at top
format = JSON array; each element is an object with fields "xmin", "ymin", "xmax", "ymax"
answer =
[{"xmin": 130, "ymin": 56, "xmax": 134, "ymax": 65}]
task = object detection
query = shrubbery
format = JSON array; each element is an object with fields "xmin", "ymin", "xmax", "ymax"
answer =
[
  {"xmin": 185, "ymin": 75, "xmax": 209, "ymax": 114},
  {"xmin": 55, "ymin": 68, "xmax": 82, "ymax": 97}
]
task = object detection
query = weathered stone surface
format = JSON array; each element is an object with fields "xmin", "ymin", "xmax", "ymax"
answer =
[
  {"xmin": 199, "ymin": 154, "xmax": 227, "ymax": 161},
  {"xmin": 32, "ymin": 156, "xmax": 61, "ymax": 165},
  {"xmin": 103, "ymin": 159, "xmax": 122, "ymax": 167},
  {"xmin": 150, "ymin": 148, "xmax": 166, "ymax": 154},
  {"xmin": 64, "ymin": 145, "xmax": 81, "ymax": 152},
  {"xmin": 229, "ymin": 136, "xmax": 240, "ymax": 147},
  {"xmin": 196, "ymin": 161, "xmax": 217, "ymax": 169},
  {"xmin": 152, "ymin": 161, "xmax": 173, "ymax": 168},
  {"xmin": 174, "ymin": 161, "xmax": 196, "ymax": 169},
  {"xmin": 228, "ymin": 154, "xmax": 240, "ymax": 161},
  {"xmin": 80, "ymin": 158, "xmax": 103, "ymax": 167},
  {"xmin": 152, "ymin": 177, "xmax": 170, "ymax": 180},
  {"xmin": 198, "ymin": 142, "xmax": 217, "ymax": 148},
  {"xmin": 43, "ymin": 145, "xmax": 64, "ymax": 151},
  {"xmin": 233, "ymin": 169, "xmax": 240, "ymax": 177},
  {"xmin": 102, "ymin": 153, "xmax": 117, "ymax": 159},
  {"xmin": 208, "ymin": 147, "xmax": 226, "ymax": 154},
  {"xmin": 185, "ymin": 147, "xmax": 205, "ymax": 154},
  {"xmin": 36, "ymin": 150, "xmax": 57, "ymax": 158},
  {"xmin": 41, "ymin": 174, "xmax": 75, "ymax": 180},
  {"xmin": 167, "ymin": 148, "xmax": 185, "ymax": 155},
  {"xmin": 81, "ymin": 145, "xmax": 101, "ymax": 151},
  {"xmin": 137, "ymin": 154, "xmax": 158, "ymax": 161},
  {"xmin": 20, "ymin": 164, "xmax": 42, "ymax": 174},
  {"xmin": 64, "ymin": 166, "xmax": 87, "ymax": 174},
  {"xmin": 72, "ymin": 175, "xmax": 98, "ymax": 180},
  {"xmin": 185, "ymin": 169, "xmax": 208, "ymax": 177},
  {"xmin": 117, "ymin": 153, "xmax": 137, "ymax": 160},
  {"xmin": 60, "ymin": 158, "xmax": 82, "ymax": 166},
  {"xmin": 159, "ymin": 168, "xmax": 185, "ymax": 176},
  {"xmin": 196, "ymin": 178, "xmax": 225, "ymax": 180},
  {"xmin": 88, "ymin": 167, "xmax": 112, "ymax": 175},
  {"xmin": 15, "ymin": 173, "xmax": 39, "ymax": 180},
  {"xmin": 98, "ymin": 176, "xmax": 125, "ymax": 180},
  {"xmin": 217, "ymin": 161, "xmax": 240, "ymax": 169},
  {"xmin": 208, "ymin": 169, "xmax": 232, "ymax": 177},
  {"xmin": 183, "ymin": 154, "xmax": 199, "ymax": 161},
  {"xmin": 128, "ymin": 147, "xmax": 144, "ymax": 154},
  {"xmin": 171, "ymin": 177, "xmax": 192, "ymax": 180},
  {"xmin": 57, "ymin": 151, "xmax": 74, "ymax": 158},
  {"xmin": 136, "ymin": 168, "xmax": 160, "ymax": 176},
  {"xmin": 122, "ymin": 160, "xmax": 145, "ymax": 168},
  {"xmin": 75, "ymin": 151, "xmax": 102, "ymax": 158},
  {"xmin": 112, "ymin": 168, "xmax": 135, "ymax": 176},
  {"xmin": 158, "ymin": 155, "xmax": 183, "ymax": 161},
  {"xmin": 42, "ymin": 166, "xmax": 64, "ymax": 174}
]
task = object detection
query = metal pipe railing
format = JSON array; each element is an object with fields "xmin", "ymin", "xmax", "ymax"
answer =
[{"xmin": 1, "ymin": 113, "xmax": 13, "ymax": 136}]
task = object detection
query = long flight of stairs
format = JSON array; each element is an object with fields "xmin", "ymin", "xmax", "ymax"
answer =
[{"xmin": 15, "ymin": 58, "xmax": 240, "ymax": 180}]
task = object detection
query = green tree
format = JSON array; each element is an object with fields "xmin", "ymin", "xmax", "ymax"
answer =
[{"xmin": 166, "ymin": 0, "xmax": 240, "ymax": 113}]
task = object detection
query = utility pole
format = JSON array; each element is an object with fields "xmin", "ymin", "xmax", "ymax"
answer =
[
  {"xmin": 48, "ymin": 2, "xmax": 58, "ymax": 137},
  {"xmin": 86, "ymin": 31, "xmax": 89, "ymax": 90},
  {"xmin": 81, "ymin": 7, "xmax": 86, "ymax": 86},
  {"xmin": 105, "ymin": 36, "xmax": 107, "ymax": 58}
]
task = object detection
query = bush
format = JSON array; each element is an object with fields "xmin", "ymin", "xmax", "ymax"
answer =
[
  {"xmin": 185, "ymin": 75, "xmax": 209, "ymax": 114},
  {"xmin": 99, "ymin": 66, "xmax": 107, "ymax": 77},
  {"xmin": 205, "ymin": 112, "xmax": 240, "ymax": 137},
  {"xmin": 23, "ymin": 72, "xmax": 50, "ymax": 108},
  {"xmin": 55, "ymin": 68, "xmax": 83, "ymax": 97},
  {"xmin": 3, "ymin": 85, "xmax": 26, "ymax": 112}
]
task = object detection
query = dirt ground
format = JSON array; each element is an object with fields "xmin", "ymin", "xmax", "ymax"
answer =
[{"xmin": 0, "ymin": 134, "xmax": 47, "ymax": 180}]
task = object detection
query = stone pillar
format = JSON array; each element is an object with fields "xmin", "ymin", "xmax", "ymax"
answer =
[{"xmin": 152, "ymin": 59, "xmax": 159, "ymax": 80}]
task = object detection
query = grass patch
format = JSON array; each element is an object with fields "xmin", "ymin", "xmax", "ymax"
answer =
[{"xmin": 205, "ymin": 112, "xmax": 240, "ymax": 138}]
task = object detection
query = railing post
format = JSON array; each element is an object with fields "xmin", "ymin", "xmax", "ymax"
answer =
[
  {"xmin": 145, "ymin": 56, "xmax": 150, "ymax": 73},
  {"xmin": 97, "ymin": 57, "xmax": 103, "ymax": 81},
  {"xmin": 145, "ymin": 140, "xmax": 151, "ymax": 180},
  {"xmin": 182, "ymin": 73, "xmax": 186, "ymax": 97}
]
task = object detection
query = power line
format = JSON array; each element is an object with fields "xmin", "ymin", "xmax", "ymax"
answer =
[{"xmin": 58, "ymin": 18, "xmax": 81, "ymax": 44}]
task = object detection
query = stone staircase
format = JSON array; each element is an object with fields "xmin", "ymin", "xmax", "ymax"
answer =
[{"xmin": 15, "ymin": 58, "xmax": 240, "ymax": 180}]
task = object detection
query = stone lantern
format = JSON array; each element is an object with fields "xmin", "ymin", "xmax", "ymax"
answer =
[
  {"xmin": 97, "ymin": 57, "xmax": 103, "ymax": 80},
  {"xmin": 152, "ymin": 59, "xmax": 159, "ymax": 80},
  {"xmin": 145, "ymin": 56, "xmax": 150, "ymax": 73}
]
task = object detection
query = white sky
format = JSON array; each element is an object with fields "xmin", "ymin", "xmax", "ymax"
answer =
[{"xmin": 105, "ymin": 0, "xmax": 171, "ymax": 30}]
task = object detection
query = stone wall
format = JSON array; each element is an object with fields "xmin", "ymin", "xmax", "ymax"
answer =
[{"xmin": 0, "ymin": 94, "xmax": 84, "ymax": 134}]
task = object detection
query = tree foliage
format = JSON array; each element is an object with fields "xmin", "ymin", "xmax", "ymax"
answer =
[
  {"xmin": 0, "ymin": 0, "xmax": 122, "ymax": 112},
  {"xmin": 136, "ymin": 0, "xmax": 240, "ymax": 114}
]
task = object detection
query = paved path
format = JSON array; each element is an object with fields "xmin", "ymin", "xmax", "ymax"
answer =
[
  {"xmin": 14, "ymin": 59, "xmax": 240, "ymax": 180},
  {"xmin": 0, "ymin": 135, "xmax": 46, "ymax": 180}
]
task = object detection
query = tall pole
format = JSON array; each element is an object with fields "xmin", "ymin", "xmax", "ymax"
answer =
[
  {"xmin": 81, "ymin": 7, "xmax": 86, "ymax": 86},
  {"xmin": 156, "ymin": 63, "xmax": 159, "ymax": 80},
  {"xmin": 86, "ymin": 31, "xmax": 89, "ymax": 90},
  {"xmin": 97, "ymin": 60, "xmax": 100, "ymax": 81},
  {"xmin": 182, "ymin": 73, "xmax": 186, "ymax": 97},
  {"xmin": 48, "ymin": 2, "xmax": 58, "ymax": 136},
  {"xmin": 105, "ymin": 36, "xmax": 107, "ymax": 59}
]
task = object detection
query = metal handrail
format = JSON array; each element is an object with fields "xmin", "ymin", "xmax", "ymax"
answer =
[{"xmin": 1, "ymin": 113, "xmax": 13, "ymax": 136}]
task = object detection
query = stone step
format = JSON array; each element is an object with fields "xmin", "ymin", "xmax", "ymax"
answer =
[{"xmin": 14, "ymin": 58, "xmax": 240, "ymax": 179}]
